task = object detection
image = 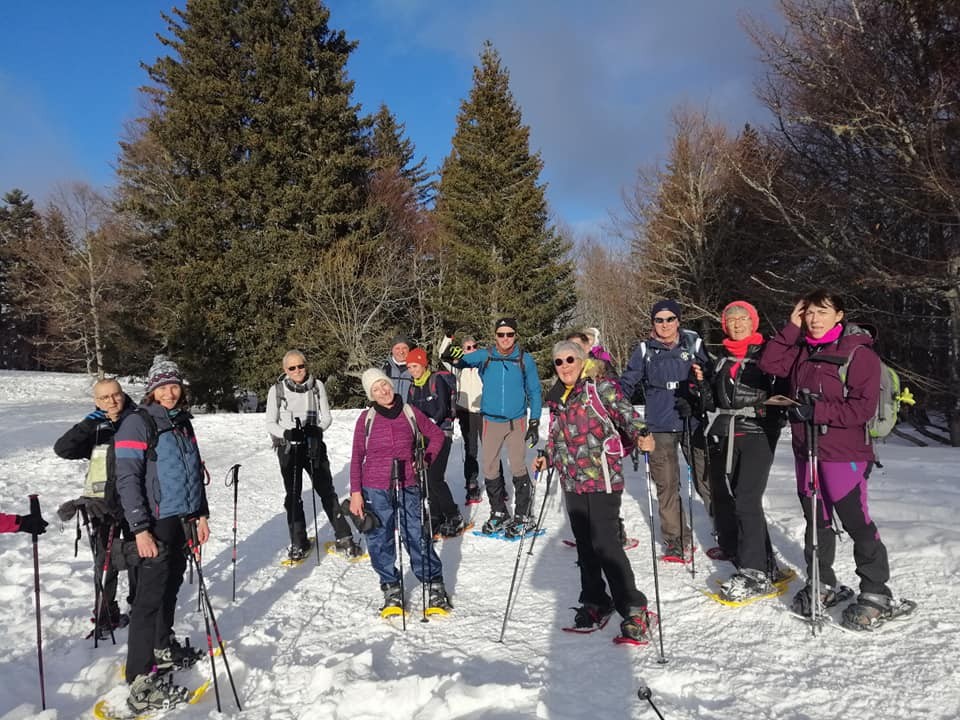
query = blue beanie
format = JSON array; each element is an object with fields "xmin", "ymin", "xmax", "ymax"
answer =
[{"xmin": 650, "ymin": 299, "xmax": 681, "ymax": 321}]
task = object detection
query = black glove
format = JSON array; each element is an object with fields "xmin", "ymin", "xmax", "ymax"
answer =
[
  {"xmin": 524, "ymin": 419, "xmax": 540, "ymax": 448},
  {"xmin": 58, "ymin": 498, "xmax": 81, "ymax": 522},
  {"xmin": 303, "ymin": 425, "xmax": 322, "ymax": 439},
  {"xmin": 787, "ymin": 404, "xmax": 815, "ymax": 423},
  {"xmin": 283, "ymin": 427, "xmax": 306, "ymax": 444},
  {"xmin": 82, "ymin": 497, "xmax": 114, "ymax": 523},
  {"xmin": 17, "ymin": 514, "xmax": 49, "ymax": 535},
  {"xmin": 674, "ymin": 397, "xmax": 693, "ymax": 419}
]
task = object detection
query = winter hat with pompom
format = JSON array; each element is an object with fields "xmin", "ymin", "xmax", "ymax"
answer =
[{"xmin": 145, "ymin": 355, "xmax": 184, "ymax": 395}]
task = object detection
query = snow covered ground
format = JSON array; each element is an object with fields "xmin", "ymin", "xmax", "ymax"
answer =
[{"xmin": 0, "ymin": 370, "xmax": 958, "ymax": 720}]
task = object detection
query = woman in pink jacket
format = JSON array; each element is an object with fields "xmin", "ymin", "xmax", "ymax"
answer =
[
  {"xmin": 349, "ymin": 368, "xmax": 451, "ymax": 615},
  {"xmin": 759, "ymin": 288, "xmax": 896, "ymax": 630}
]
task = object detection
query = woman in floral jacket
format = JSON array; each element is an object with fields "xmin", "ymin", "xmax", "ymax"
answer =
[{"xmin": 535, "ymin": 340, "xmax": 655, "ymax": 641}]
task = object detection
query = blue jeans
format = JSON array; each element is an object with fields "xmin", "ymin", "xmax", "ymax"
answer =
[{"xmin": 363, "ymin": 486, "xmax": 443, "ymax": 586}]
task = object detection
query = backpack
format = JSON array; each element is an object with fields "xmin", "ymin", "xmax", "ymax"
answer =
[
  {"xmin": 837, "ymin": 347, "xmax": 913, "ymax": 441},
  {"xmin": 583, "ymin": 380, "xmax": 636, "ymax": 460},
  {"xmin": 363, "ymin": 404, "xmax": 420, "ymax": 452},
  {"xmin": 481, "ymin": 348, "xmax": 528, "ymax": 376},
  {"xmin": 635, "ymin": 329, "xmax": 702, "ymax": 368},
  {"xmin": 429, "ymin": 369, "xmax": 458, "ymax": 425}
]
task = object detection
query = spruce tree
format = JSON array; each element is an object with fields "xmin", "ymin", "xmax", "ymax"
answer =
[
  {"xmin": 432, "ymin": 42, "xmax": 575, "ymax": 356},
  {"xmin": 0, "ymin": 189, "xmax": 40, "ymax": 368},
  {"xmin": 117, "ymin": 0, "xmax": 370, "ymax": 406}
]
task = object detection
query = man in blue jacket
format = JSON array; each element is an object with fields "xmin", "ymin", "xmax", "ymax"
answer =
[
  {"xmin": 446, "ymin": 318, "xmax": 542, "ymax": 537},
  {"xmin": 620, "ymin": 300, "xmax": 712, "ymax": 560}
]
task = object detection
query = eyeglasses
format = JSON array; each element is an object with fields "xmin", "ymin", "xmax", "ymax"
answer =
[
  {"xmin": 553, "ymin": 356, "xmax": 577, "ymax": 367},
  {"xmin": 463, "ymin": 344, "xmax": 476, "ymax": 351},
  {"xmin": 496, "ymin": 331, "xmax": 516, "ymax": 338},
  {"xmin": 653, "ymin": 316, "xmax": 678, "ymax": 324},
  {"xmin": 96, "ymin": 392, "xmax": 124, "ymax": 402},
  {"xmin": 286, "ymin": 364, "xmax": 306, "ymax": 371}
]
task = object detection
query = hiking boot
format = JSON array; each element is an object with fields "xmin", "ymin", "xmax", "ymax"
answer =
[
  {"xmin": 719, "ymin": 569, "xmax": 775, "ymax": 602},
  {"xmin": 465, "ymin": 485, "xmax": 483, "ymax": 505},
  {"xmin": 438, "ymin": 514, "xmax": 466, "ymax": 538},
  {"xmin": 503, "ymin": 515, "xmax": 534, "ymax": 539},
  {"xmin": 841, "ymin": 592, "xmax": 895, "ymax": 630},
  {"xmin": 287, "ymin": 544, "xmax": 309, "ymax": 561},
  {"xmin": 127, "ymin": 671, "xmax": 189, "ymax": 713},
  {"xmin": 380, "ymin": 582, "xmax": 403, "ymax": 611},
  {"xmin": 481, "ymin": 510, "xmax": 510, "ymax": 535},
  {"xmin": 790, "ymin": 583, "xmax": 852, "ymax": 617},
  {"xmin": 570, "ymin": 602, "xmax": 613, "ymax": 630},
  {"xmin": 154, "ymin": 636, "xmax": 203, "ymax": 673},
  {"xmin": 619, "ymin": 607, "xmax": 652, "ymax": 642},
  {"xmin": 334, "ymin": 536, "xmax": 363, "ymax": 558},
  {"xmin": 425, "ymin": 581, "xmax": 452, "ymax": 611}
]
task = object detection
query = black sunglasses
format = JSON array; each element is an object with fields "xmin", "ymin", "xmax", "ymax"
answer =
[
  {"xmin": 553, "ymin": 356, "xmax": 577, "ymax": 367},
  {"xmin": 496, "ymin": 331, "xmax": 516, "ymax": 338},
  {"xmin": 463, "ymin": 344, "xmax": 477, "ymax": 350},
  {"xmin": 653, "ymin": 316, "xmax": 678, "ymax": 324},
  {"xmin": 287, "ymin": 363, "xmax": 306, "ymax": 371}
]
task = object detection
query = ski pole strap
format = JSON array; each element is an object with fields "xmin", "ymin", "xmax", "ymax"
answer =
[
  {"xmin": 74, "ymin": 512, "xmax": 81, "ymax": 558},
  {"xmin": 713, "ymin": 407, "xmax": 756, "ymax": 479}
]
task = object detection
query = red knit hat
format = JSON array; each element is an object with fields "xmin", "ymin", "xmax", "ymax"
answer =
[
  {"xmin": 406, "ymin": 348, "xmax": 428, "ymax": 367},
  {"xmin": 721, "ymin": 301, "xmax": 760, "ymax": 335}
]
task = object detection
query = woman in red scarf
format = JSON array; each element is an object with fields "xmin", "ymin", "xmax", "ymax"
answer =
[{"xmin": 704, "ymin": 301, "xmax": 787, "ymax": 602}]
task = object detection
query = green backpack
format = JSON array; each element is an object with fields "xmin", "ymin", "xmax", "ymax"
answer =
[{"xmin": 838, "ymin": 346, "xmax": 913, "ymax": 441}]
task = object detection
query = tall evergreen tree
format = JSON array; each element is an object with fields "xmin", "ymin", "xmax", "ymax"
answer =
[
  {"xmin": 433, "ymin": 42, "xmax": 575, "ymax": 356},
  {"xmin": 370, "ymin": 104, "xmax": 433, "ymax": 205},
  {"xmin": 117, "ymin": 0, "xmax": 370, "ymax": 406},
  {"xmin": 0, "ymin": 189, "xmax": 41, "ymax": 369}
]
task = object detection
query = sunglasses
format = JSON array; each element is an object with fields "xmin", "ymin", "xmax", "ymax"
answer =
[
  {"xmin": 653, "ymin": 316, "xmax": 678, "ymax": 324},
  {"xmin": 287, "ymin": 364, "xmax": 306, "ymax": 371},
  {"xmin": 496, "ymin": 331, "xmax": 516, "ymax": 338},
  {"xmin": 463, "ymin": 344, "xmax": 477, "ymax": 351},
  {"xmin": 554, "ymin": 356, "xmax": 578, "ymax": 367}
]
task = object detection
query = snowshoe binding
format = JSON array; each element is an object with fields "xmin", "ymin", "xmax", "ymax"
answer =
[
  {"xmin": 154, "ymin": 636, "xmax": 203, "ymax": 673},
  {"xmin": 465, "ymin": 484, "xmax": 483, "ymax": 505},
  {"xmin": 717, "ymin": 569, "xmax": 776, "ymax": 603},
  {"xmin": 127, "ymin": 671, "xmax": 190, "ymax": 714},
  {"xmin": 562, "ymin": 603, "xmax": 614, "ymax": 633},
  {"xmin": 614, "ymin": 606, "xmax": 655, "ymax": 646},
  {"xmin": 333, "ymin": 536, "xmax": 364, "ymax": 559},
  {"xmin": 840, "ymin": 592, "xmax": 917, "ymax": 631},
  {"xmin": 380, "ymin": 582, "xmax": 405, "ymax": 618},
  {"xmin": 503, "ymin": 515, "xmax": 534, "ymax": 539},
  {"xmin": 425, "ymin": 581, "xmax": 452, "ymax": 616},
  {"xmin": 790, "ymin": 583, "xmax": 854, "ymax": 618},
  {"xmin": 481, "ymin": 510, "xmax": 510, "ymax": 535}
]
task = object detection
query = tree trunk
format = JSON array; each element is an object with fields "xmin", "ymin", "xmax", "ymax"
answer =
[{"xmin": 947, "ymin": 254, "xmax": 960, "ymax": 446}]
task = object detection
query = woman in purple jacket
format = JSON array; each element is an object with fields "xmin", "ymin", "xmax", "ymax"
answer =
[
  {"xmin": 759, "ymin": 289, "xmax": 895, "ymax": 630},
  {"xmin": 349, "ymin": 368, "xmax": 451, "ymax": 614}
]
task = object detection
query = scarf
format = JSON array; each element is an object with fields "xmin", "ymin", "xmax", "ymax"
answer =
[
  {"xmin": 805, "ymin": 324, "xmax": 843, "ymax": 347},
  {"xmin": 372, "ymin": 395, "xmax": 404, "ymax": 419},
  {"xmin": 721, "ymin": 333, "xmax": 763, "ymax": 377},
  {"xmin": 282, "ymin": 375, "xmax": 318, "ymax": 425},
  {"xmin": 412, "ymin": 370, "xmax": 432, "ymax": 388}
]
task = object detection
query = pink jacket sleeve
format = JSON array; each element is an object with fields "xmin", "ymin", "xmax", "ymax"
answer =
[
  {"xmin": 758, "ymin": 323, "xmax": 802, "ymax": 378},
  {"xmin": 0, "ymin": 513, "xmax": 19, "ymax": 534}
]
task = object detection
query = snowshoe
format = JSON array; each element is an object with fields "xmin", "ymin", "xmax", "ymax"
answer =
[
  {"xmin": 333, "ymin": 536, "xmax": 364, "ymax": 559},
  {"xmin": 281, "ymin": 537, "xmax": 315, "ymax": 566},
  {"xmin": 562, "ymin": 603, "xmax": 614, "ymax": 633},
  {"xmin": 380, "ymin": 582, "xmax": 405, "ymax": 618},
  {"xmin": 661, "ymin": 540, "xmax": 695, "ymax": 564},
  {"xmin": 840, "ymin": 593, "xmax": 917, "ymax": 631},
  {"xmin": 790, "ymin": 583, "xmax": 854, "ymax": 618},
  {"xmin": 718, "ymin": 569, "xmax": 775, "ymax": 603},
  {"xmin": 127, "ymin": 671, "xmax": 190, "ymax": 713},
  {"xmin": 154, "ymin": 636, "xmax": 203, "ymax": 673},
  {"xmin": 465, "ymin": 485, "xmax": 483, "ymax": 505},
  {"xmin": 614, "ymin": 607, "xmax": 654, "ymax": 646},
  {"xmin": 481, "ymin": 510, "xmax": 510, "ymax": 535},
  {"xmin": 425, "ymin": 581, "xmax": 452, "ymax": 615},
  {"xmin": 503, "ymin": 515, "xmax": 535, "ymax": 539},
  {"xmin": 437, "ymin": 513, "xmax": 466, "ymax": 538}
]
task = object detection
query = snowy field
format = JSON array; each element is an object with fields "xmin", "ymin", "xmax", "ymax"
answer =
[{"xmin": 0, "ymin": 370, "xmax": 958, "ymax": 720}]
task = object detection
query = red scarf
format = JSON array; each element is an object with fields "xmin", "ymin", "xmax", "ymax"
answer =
[{"xmin": 722, "ymin": 333, "xmax": 764, "ymax": 377}]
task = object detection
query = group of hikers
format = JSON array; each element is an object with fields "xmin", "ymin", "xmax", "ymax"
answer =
[{"xmin": 5, "ymin": 286, "xmax": 902, "ymax": 713}]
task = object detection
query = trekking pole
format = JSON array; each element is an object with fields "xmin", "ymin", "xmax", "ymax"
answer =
[
  {"xmin": 79, "ymin": 507, "xmax": 115, "ymax": 646},
  {"xmin": 637, "ymin": 685, "xmax": 666, "ymax": 720},
  {"xmin": 298, "ymin": 419, "xmax": 322, "ymax": 566},
  {"xmin": 92, "ymin": 522, "xmax": 118, "ymax": 648},
  {"xmin": 527, "ymin": 450, "xmax": 551, "ymax": 556},
  {"xmin": 29, "ymin": 494, "xmax": 47, "ymax": 710},
  {"xmin": 683, "ymin": 418, "xmax": 696, "ymax": 578},
  {"xmin": 225, "ymin": 464, "xmax": 240, "ymax": 601},
  {"xmin": 391, "ymin": 459, "xmax": 407, "ymax": 632},
  {"xmin": 498, "ymin": 456, "xmax": 545, "ymax": 644},
  {"xmin": 183, "ymin": 518, "xmax": 243, "ymax": 712},
  {"xmin": 641, "ymin": 441, "xmax": 668, "ymax": 664},
  {"xmin": 416, "ymin": 438, "xmax": 432, "ymax": 624},
  {"xmin": 800, "ymin": 390, "xmax": 823, "ymax": 636}
]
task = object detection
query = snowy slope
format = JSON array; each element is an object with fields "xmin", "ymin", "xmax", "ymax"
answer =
[{"xmin": 0, "ymin": 370, "xmax": 958, "ymax": 720}]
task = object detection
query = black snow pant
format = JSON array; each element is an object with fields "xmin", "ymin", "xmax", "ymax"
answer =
[
  {"xmin": 278, "ymin": 439, "xmax": 351, "ymax": 548},
  {"xmin": 125, "ymin": 517, "xmax": 187, "ymax": 683},
  {"xmin": 457, "ymin": 407, "xmax": 482, "ymax": 490},
  {"xmin": 566, "ymin": 490, "xmax": 647, "ymax": 618},
  {"xmin": 423, "ymin": 435, "xmax": 459, "ymax": 526},
  {"xmin": 709, "ymin": 433, "xmax": 778, "ymax": 575}
]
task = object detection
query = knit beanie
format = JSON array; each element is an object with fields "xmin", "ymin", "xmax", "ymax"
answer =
[
  {"xmin": 361, "ymin": 368, "xmax": 394, "ymax": 401},
  {"xmin": 650, "ymin": 299, "xmax": 682, "ymax": 321},
  {"xmin": 721, "ymin": 300, "xmax": 760, "ymax": 335},
  {"xmin": 144, "ymin": 355, "xmax": 183, "ymax": 395},
  {"xmin": 390, "ymin": 336, "xmax": 414, "ymax": 351},
  {"xmin": 495, "ymin": 317, "xmax": 518, "ymax": 332},
  {"xmin": 406, "ymin": 348, "xmax": 428, "ymax": 367}
]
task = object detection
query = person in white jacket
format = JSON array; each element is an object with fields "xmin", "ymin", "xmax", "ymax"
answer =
[
  {"xmin": 440, "ymin": 335, "xmax": 486, "ymax": 504},
  {"xmin": 266, "ymin": 350, "xmax": 359, "ymax": 560}
]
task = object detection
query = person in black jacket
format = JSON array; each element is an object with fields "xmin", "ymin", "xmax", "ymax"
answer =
[
  {"xmin": 54, "ymin": 378, "xmax": 138, "ymax": 638},
  {"xmin": 406, "ymin": 348, "xmax": 465, "ymax": 537},
  {"xmin": 704, "ymin": 301, "xmax": 786, "ymax": 602}
]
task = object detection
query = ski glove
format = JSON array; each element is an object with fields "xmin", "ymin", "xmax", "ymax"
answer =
[
  {"xmin": 283, "ymin": 427, "xmax": 306, "ymax": 444},
  {"xmin": 674, "ymin": 397, "xmax": 693, "ymax": 419},
  {"xmin": 17, "ymin": 514, "xmax": 49, "ymax": 535},
  {"xmin": 85, "ymin": 408, "xmax": 107, "ymax": 421},
  {"xmin": 525, "ymin": 419, "xmax": 540, "ymax": 448},
  {"xmin": 787, "ymin": 404, "xmax": 815, "ymax": 423}
]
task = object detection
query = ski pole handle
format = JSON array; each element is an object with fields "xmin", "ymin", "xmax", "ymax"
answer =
[{"xmin": 29, "ymin": 494, "xmax": 41, "ymax": 521}]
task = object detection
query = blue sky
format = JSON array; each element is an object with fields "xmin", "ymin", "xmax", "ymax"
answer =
[{"xmin": 0, "ymin": 0, "xmax": 780, "ymax": 242}]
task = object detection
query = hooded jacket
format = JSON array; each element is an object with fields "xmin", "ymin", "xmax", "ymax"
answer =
[{"xmin": 758, "ymin": 322, "xmax": 880, "ymax": 462}]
